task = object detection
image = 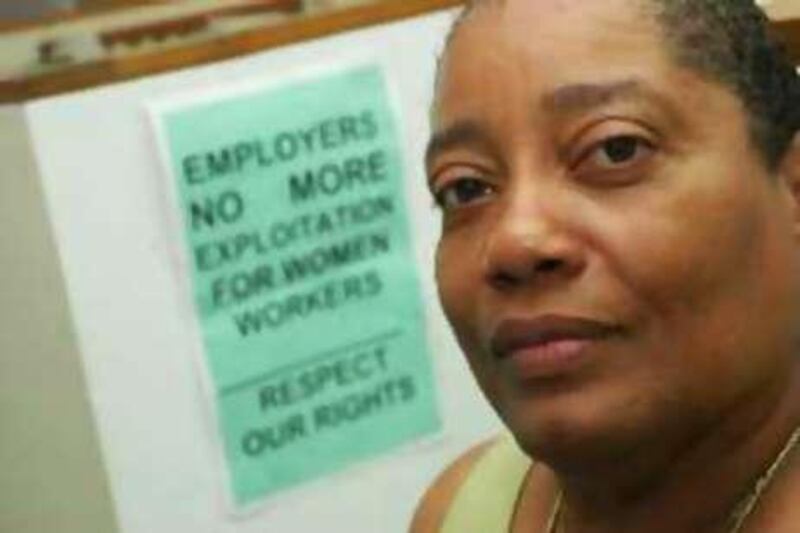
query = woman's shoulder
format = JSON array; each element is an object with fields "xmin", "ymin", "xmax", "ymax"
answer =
[
  {"xmin": 410, "ymin": 434, "xmax": 533, "ymax": 533},
  {"xmin": 409, "ymin": 436, "xmax": 501, "ymax": 533}
]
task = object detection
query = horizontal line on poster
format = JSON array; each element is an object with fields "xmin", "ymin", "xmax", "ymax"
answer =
[{"xmin": 219, "ymin": 327, "xmax": 404, "ymax": 397}]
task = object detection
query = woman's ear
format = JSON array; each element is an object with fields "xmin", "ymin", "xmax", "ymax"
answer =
[{"xmin": 778, "ymin": 133, "xmax": 800, "ymax": 236}]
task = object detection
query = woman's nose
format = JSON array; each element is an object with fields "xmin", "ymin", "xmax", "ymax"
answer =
[{"xmin": 482, "ymin": 189, "xmax": 587, "ymax": 291}]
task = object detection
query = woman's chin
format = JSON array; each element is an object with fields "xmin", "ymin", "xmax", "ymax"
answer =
[{"xmin": 498, "ymin": 389, "xmax": 662, "ymax": 470}]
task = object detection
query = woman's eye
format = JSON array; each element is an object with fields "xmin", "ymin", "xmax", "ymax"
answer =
[
  {"xmin": 433, "ymin": 177, "xmax": 494, "ymax": 210},
  {"xmin": 582, "ymin": 135, "xmax": 654, "ymax": 170}
]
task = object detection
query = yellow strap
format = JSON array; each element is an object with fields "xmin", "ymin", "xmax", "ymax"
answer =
[{"xmin": 441, "ymin": 435, "xmax": 532, "ymax": 533}]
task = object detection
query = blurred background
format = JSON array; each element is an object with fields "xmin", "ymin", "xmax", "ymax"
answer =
[{"xmin": 0, "ymin": 0, "xmax": 393, "ymax": 83}]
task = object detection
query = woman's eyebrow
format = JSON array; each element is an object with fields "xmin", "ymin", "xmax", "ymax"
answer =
[
  {"xmin": 425, "ymin": 119, "xmax": 492, "ymax": 169},
  {"xmin": 541, "ymin": 78, "xmax": 672, "ymax": 116},
  {"xmin": 425, "ymin": 81, "xmax": 676, "ymax": 171}
]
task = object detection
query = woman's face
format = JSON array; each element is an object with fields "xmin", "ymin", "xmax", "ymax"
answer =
[{"xmin": 429, "ymin": 0, "xmax": 800, "ymax": 463}]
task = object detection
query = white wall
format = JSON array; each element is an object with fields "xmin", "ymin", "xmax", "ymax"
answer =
[{"xmin": 23, "ymin": 8, "xmax": 501, "ymax": 533}]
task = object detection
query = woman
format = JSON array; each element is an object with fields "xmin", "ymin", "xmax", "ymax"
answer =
[{"xmin": 414, "ymin": 0, "xmax": 800, "ymax": 531}]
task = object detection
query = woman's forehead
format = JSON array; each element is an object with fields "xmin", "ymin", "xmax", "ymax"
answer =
[
  {"xmin": 430, "ymin": 0, "xmax": 749, "ymax": 160},
  {"xmin": 437, "ymin": 0, "xmax": 671, "ymax": 110},
  {"xmin": 459, "ymin": 0, "xmax": 652, "ymax": 26}
]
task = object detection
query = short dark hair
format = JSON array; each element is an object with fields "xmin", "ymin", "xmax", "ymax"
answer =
[
  {"xmin": 652, "ymin": 0, "xmax": 800, "ymax": 168},
  {"xmin": 447, "ymin": 0, "xmax": 800, "ymax": 169}
]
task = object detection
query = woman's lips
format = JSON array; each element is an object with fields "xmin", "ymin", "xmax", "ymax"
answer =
[{"xmin": 489, "ymin": 315, "xmax": 623, "ymax": 379}]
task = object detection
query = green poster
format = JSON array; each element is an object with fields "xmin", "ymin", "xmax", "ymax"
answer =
[{"xmin": 154, "ymin": 65, "xmax": 441, "ymax": 506}]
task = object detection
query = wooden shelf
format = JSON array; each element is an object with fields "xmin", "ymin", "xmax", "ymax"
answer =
[{"xmin": 0, "ymin": 0, "xmax": 797, "ymax": 104}]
